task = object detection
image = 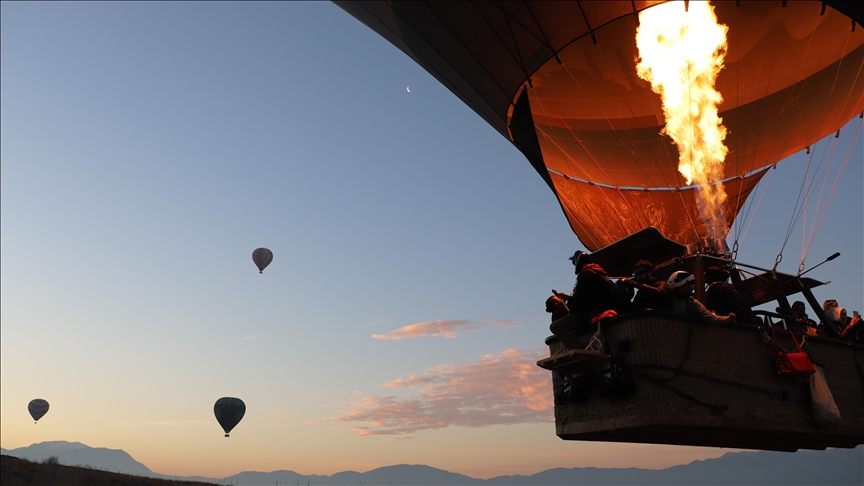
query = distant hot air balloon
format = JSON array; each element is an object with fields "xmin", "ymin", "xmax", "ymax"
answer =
[
  {"xmin": 214, "ymin": 397, "xmax": 245, "ymax": 437},
  {"xmin": 252, "ymin": 248, "xmax": 273, "ymax": 274},
  {"xmin": 28, "ymin": 399, "xmax": 49, "ymax": 424}
]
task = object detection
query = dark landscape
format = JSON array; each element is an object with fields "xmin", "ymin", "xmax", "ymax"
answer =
[{"xmin": 1, "ymin": 441, "xmax": 862, "ymax": 485}]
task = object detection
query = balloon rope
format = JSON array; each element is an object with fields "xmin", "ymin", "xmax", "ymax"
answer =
[
  {"xmin": 736, "ymin": 165, "xmax": 777, "ymax": 249},
  {"xmin": 774, "ymin": 19, "xmax": 857, "ymax": 264},
  {"xmin": 802, "ymin": 118, "xmax": 863, "ymax": 263}
]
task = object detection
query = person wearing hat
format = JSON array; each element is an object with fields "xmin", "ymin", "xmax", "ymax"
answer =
[
  {"xmin": 550, "ymin": 250, "xmax": 616, "ymax": 349},
  {"xmin": 668, "ymin": 271, "xmax": 735, "ymax": 324},
  {"xmin": 620, "ymin": 259, "xmax": 672, "ymax": 311},
  {"xmin": 821, "ymin": 299, "xmax": 852, "ymax": 339},
  {"xmin": 704, "ymin": 265, "xmax": 755, "ymax": 323}
]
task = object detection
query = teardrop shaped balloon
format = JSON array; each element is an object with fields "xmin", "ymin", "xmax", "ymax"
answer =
[
  {"xmin": 214, "ymin": 397, "xmax": 245, "ymax": 437},
  {"xmin": 28, "ymin": 399, "xmax": 49, "ymax": 423},
  {"xmin": 252, "ymin": 248, "xmax": 273, "ymax": 274}
]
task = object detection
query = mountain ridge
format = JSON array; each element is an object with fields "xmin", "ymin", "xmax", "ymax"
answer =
[{"xmin": 3, "ymin": 441, "xmax": 862, "ymax": 485}]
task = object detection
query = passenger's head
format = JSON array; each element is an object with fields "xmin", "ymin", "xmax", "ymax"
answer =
[
  {"xmin": 705, "ymin": 266, "xmax": 730, "ymax": 284},
  {"xmin": 823, "ymin": 299, "xmax": 838, "ymax": 311},
  {"xmin": 568, "ymin": 250, "xmax": 592, "ymax": 273},
  {"xmin": 791, "ymin": 301, "xmax": 808, "ymax": 319},
  {"xmin": 633, "ymin": 260, "xmax": 654, "ymax": 283},
  {"xmin": 668, "ymin": 271, "xmax": 696, "ymax": 295},
  {"xmin": 545, "ymin": 295, "xmax": 565, "ymax": 313},
  {"xmin": 825, "ymin": 306, "xmax": 847, "ymax": 324}
]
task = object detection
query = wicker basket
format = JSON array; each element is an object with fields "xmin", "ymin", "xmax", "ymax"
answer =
[{"xmin": 540, "ymin": 311, "xmax": 864, "ymax": 451}]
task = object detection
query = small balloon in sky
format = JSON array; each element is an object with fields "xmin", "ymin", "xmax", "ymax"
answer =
[
  {"xmin": 252, "ymin": 248, "xmax": 273, "ymax": 274},
  {"xmin": 406, "ymin": 86, "xmax": 410, "ymax": 92},
  {"xmin": 28, "ymin": 398, "xmax": 49, "ymax": 424},
  {"xmin": 214, "ymin": 397, "xmax": 246, "ymax": 437}
]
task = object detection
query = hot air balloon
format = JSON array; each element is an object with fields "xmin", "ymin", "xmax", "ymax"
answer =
[
  {"xmin": 214, "ymin": 397, "xmax": 245, "ymax": 437},
  {"xmin": 337, "ymin": 1, "xmax": 864, "ymax": 452},
  {"xmin": 28, "ymin": 399, "xmax": 49, "ymax": 423},
  {"xmin": 336, "ymin": 0, "xmax": 862, "ymax": 251},
  {"xmin": 252, "ymin": 248, "xmax": 273, "ymax": 274}
]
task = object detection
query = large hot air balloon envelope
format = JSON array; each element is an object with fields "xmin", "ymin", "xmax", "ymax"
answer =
[
  {"xmin": 252, "ymin": 248, "xmax": 273, "ymax": 274},
  {"xmin": 214, "ymin": 397, "xmax": 245, "ymax": 437},
  {"xmin": 28, "ymin": 399, "xmax": 49, "ymax": 423},
  {"xmin": 336, "ymin": 0, "xmax": 864, "ymax": 251}
]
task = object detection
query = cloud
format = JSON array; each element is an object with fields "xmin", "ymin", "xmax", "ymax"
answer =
[
  {"xmin": 371, "ymin": 319, "xmax": 520, "ymax": 340},
  {"xmin": 327, "ymin": 348, "xmax": 553, "ymax": 436}
]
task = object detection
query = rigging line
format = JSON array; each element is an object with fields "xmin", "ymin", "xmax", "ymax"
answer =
[
  {"xmin": 737, "ymin": 164, "xmax": 777, "ymax": 248},
  {"xmin": 533, "ymin": 119, "xmax": 640, "ymax": 239},
  {"xmin": 803, "ymin": 118, "xmax": 863, "ymax": 260},
  {"xmin": 522, "ymin": 2, "xmax": 558, "ymax": 57},
  {"xmin": 533, "ymin": 90, "xmax": 647, "ymax": 232},
  {"xmin": 789, "ymin": 18, "xmax": 861, "ymax": 238},
  {"xmin": 733, "ymin": 3, "xmax": 745, "ymax": 241},
  {"xmin": 487, "ymin": 1, "xmax": 557, "ymax": 58},
  {"xmin": 775, "ymin": 24, "xmax": 857, "ymax": 262},
  {"xmin": 529, "ymin": 89, "xmax": 624, "ymax": 245},
  {"xmin": 734, "ymin": 167, "xmax": 771, "ymax": 245},
  {"xmin": 593, "ymin": 40, "xmax": 685, "ymax": 221},
  {"xmin": 556, "ymin": 61, "xmax": 675, "ymax": 226},
  {"xmin": 787, "ymin": 121, "xmax": 845, "ymax": 260},
  {"xmin": 556, "ymin": 38, "xmax": 683, "ymax": 227},
  {"xmin": 760, "ymin": 2, "xmax": 823, "ymax": 173},
  {"xmin": 470, "ymin": 1, "xmax": 531, "ymax": 83},
  {"xmin": 728, "ymin": 4, "xmax": 809, "ymax": 244},
  {"xmin": 782, "ymin": 137, "xmax": 830, "ymax": 255},
  {"xmin": 745, "ymin": 4, "xmax": 786, "ymax": 174},
  {"xmin": 675, "ymin": 187, "xmax": 703, "ymax": 246}
]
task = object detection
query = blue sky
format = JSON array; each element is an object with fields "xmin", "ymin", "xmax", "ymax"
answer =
[{"xmin": 1, "ymin": 1, "xmax": 861, "ymax": 479}]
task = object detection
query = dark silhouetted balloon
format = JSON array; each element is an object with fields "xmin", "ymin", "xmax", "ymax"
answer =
[
  {"xmin": 214, "ymin": 397, "xmax": 245, "ymax": 437},
  {"xmin": 252, "ymin": 248, "xmax": 273, "ymax": 274},
  {"xmin": 28, "ymin": 399, "xmax": 49, "ymax": 423}
]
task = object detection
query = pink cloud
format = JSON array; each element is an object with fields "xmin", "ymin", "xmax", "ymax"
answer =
[
  {"xmin": 329, "ymin": 348, "xmax": 553, "ymax": 436},
  {"xmin": 371, "ymin": 319, "xmax": 519, "ymax": 340}
]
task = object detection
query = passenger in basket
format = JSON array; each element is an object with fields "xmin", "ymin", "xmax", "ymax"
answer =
[
  {"xmin": 704, "ymin": 266, "xmax": 756, "ymax": 323},
  {"xmin": 840, "ymin": 310, "xmax": 863, "ymax": 343},
  {"xmin": 668, "ymin": 271, "xmax": 735, "ymax": 324},
  {"xmin": 821, "ymin": 299, "xmax": 846, "ymax": 339},
  {"xmin": 550, "ymin": 251, "xmax": 616, "ymax": 350},
  {"xmin": 545, "ymin": 294, "xmax": 569, "ymax": 322},
  {"xmin": 791, "ymin": 301, "xmax": 819, "ymax": 336},
  {"xmin": 620, "ymin": 260, "xmax": 672, "ymax": 311}
]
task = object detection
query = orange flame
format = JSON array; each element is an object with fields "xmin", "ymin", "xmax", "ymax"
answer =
[{"xmin": 636, "ymin": 1, "xmax": 729, "ymax": 239}]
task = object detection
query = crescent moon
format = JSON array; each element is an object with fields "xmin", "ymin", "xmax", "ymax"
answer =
[{"xmin": 407, "ymin": 86, "xmax": 410, "ymax": 92}]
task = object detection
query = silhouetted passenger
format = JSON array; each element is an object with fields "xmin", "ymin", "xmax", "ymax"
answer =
[
  {"xmin": 668, "ymin": 271, "xmax": 735, "ymax": 324},
  {"xmin": 545, "ymin": 294, "xmax": 569, "ymax": 322},
  {"xmin": 550, "ymin": 251, "xmax": 615, "ymax": 349},
  {"xmin": 821, "ymin": 299, "xmax": 845, "ymax": 339},
  {"xmin": 841, "ymin": 310, "xmax": 863, "ymax": 343},
  {"xmin": 791, "ymin": 301, "xmax": 818, "ymax": 336},
  {"xmin": 704, "ymin": 266, "xmax": 754, "ymax": 322},
  {"xmin": 621, "ymin": 260, "xmax": 672, "ymax": 311}
]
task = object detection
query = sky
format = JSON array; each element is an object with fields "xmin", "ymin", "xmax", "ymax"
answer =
[{"xmin": 1, "ymin": 1, "xmax": 862, "ymax": 480}]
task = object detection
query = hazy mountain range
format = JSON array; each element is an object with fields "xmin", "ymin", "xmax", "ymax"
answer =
[{"xmin": 2, "ymin": 441, "xmax": 862, "ymax": 485}]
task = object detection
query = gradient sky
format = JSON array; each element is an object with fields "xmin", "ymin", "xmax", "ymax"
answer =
[{"xmin": 1, "ymin": 1, "xmax": 862, "ymax": 480}]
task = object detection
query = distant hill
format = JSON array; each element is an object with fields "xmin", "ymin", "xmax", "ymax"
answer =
[
  {"xmin": 0, "ymin": 454, "xmax": 213, "ymax": 486},
  {"xmin": 2, "ymin": 441, "xmax": 862, "ymax": 485}
]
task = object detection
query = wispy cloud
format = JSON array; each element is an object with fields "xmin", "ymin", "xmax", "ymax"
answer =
[
  {"xmin": 326, "ymin": 348, "xmax": 552, "ymax": 436},
  {"xmin": 371, "ymin": 319, "xmax": 519, "ymax": 340}
]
